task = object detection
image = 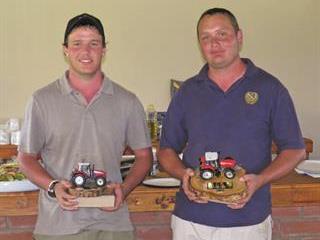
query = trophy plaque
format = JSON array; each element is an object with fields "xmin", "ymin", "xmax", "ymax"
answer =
[{"xmin": 190, "ymin": 152, "xmax": 247, "ymax": 204}]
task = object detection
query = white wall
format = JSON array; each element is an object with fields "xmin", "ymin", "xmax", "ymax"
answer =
[{"xmin": 0, "ymin": 0, "xmax": 319, "ymax": 157}]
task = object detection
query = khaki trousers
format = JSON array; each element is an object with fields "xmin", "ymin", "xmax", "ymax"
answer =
[
  {"xmin": 34, "ymin": 229, "xmax": 135, "ymax": 240},
  {"xmin": 171, "ymin": 215, "xmax": 272, "ymax": 240}
]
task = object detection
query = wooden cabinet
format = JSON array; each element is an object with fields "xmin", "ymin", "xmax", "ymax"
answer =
[
  {"xmin": 0, "ymin": 138, "xmax": 317, "ymax": 216},
  {"xmin": 0, "ymin": 191, "xmax": 38, "ymax": 216},
  {"xmin": 0, "ymin": 144, "xmax": 17, "ymax": 158},
  {"xmin": 127, "ymin": 185, "xmax": 177, "ymax": 212}
]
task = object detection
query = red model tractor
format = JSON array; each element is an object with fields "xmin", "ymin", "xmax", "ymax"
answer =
[
  {"xmin": 199, "ymin": 152, "xmax": 236, "ymax": 180},
  {"xmin": 71, "ymin": 163, "xmax": 107, "ymax": 188}
]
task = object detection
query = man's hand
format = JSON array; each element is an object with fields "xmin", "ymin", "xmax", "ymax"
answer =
[
  {"xmin": 182, "ymin": 168, "xmax": 209, "ymax": 203},
  {"xmin": 227, "ymin": 173, "xmax": 263, "ymax": 209},
  {"xmin": 158, "ymin": 148, "xmax": 208, "ymax": 203},
  {"xmin": 100, "ymin": 183, "xmax": 124, "ymax": 212},
  {"xmin": 54, "ymin": 180, "xmax": 79, "ymax": 211}
]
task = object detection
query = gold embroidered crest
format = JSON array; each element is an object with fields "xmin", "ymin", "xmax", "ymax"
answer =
[{"xmin": 244, "ymin": 92, "xmax": 259, "ymax": 105}]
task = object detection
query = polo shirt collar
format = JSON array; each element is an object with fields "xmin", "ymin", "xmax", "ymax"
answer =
[
  {"xmin": 197, "ymin": 58, "xmax": 258, "ymax": 86},
  {"xmin": 58, "ymin": 71, "xmax": 114, "ymax": 96},
  {"xmin": 100, "ymin": 76, "xmax": 114, "ymax": 95}
]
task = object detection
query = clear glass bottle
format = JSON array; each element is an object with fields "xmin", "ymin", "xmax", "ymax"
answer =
[
  {"xmin": 150, "ymin": 147, "xmax": 158, "ymax": 176},
  {"xmin": 146, "ymin": 104, "xmax": 158, "ymax": 143}
]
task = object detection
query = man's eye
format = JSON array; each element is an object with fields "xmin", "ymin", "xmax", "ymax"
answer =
[
  {"xmin": 217, "ymin": 31, "xmax": 230, "ymax": 40},
  {"xmin": 71, "ymin": 42, "xmax": 81, "ymax": 47},
  {"xmin": 201, "ymin": 36, "xmax": 210, "ymax": 41},
  {"xmin": 91, "ymin": 42, "xmax": 99, "ymax": 47}
]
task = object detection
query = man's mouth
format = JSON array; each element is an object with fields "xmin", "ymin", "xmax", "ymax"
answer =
[{"xmin": 80, "ymin": 59, "xmax": 92, "ymax": 63}]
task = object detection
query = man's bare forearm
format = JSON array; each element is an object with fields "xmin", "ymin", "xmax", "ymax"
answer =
[
  {"xmin": 121, "ymin": 147, "xmax": 153, "ymax": 197},
  {"xmin": 258, "ymin": 148, "xmax": 306, "ymax": 187},
  {"xmin": 158, "ymin": 147, "xmax": 187, "ymax": 180},
  {"xmin": 17, "ymin": 152, "xmax": 53, "ymax": 190}
]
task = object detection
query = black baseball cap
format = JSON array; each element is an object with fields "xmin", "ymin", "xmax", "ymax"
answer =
[{"xmin": 64, "ymin": 13, "xmax": 106, "ymax": 47}]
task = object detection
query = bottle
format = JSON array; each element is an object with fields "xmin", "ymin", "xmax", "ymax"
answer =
[
  {"xmin": 146, "ymin": 104, "xmax": 158, "ymax": 143},
  {"xmin": 150, "ymin": 147, "xmax": 158, "ymax": 176},
  {"xmin": 0, "ymin": 129, "xmax": 10, "ymax": 145}
]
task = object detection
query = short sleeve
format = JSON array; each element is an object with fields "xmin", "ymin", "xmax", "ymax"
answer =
[
  {"xmin": 126, "ymin": 96, "xmax": 151, "ymax": 150},
  {"xmin": 160, "ymin": 90, "xmax": 187, "ymax": 153},
  {"xmin": 271, "ymin": 87, "xmax": 305, "ymax": 151},
  {"xmin": 18, "ymin": 95, "xmax": 46, "ymax": 155}
]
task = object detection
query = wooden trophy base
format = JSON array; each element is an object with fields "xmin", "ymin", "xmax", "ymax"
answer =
[
  {"xmin": 190, "ymin": 166, "xmax": 248, "ymax": 204},
  {"xmin": 68, "ymin": 187, "xmax": 115, "ymax": 208}
]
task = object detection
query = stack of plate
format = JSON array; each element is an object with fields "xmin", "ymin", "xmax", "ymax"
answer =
[
  {"xmin": 121, "ymin": 155, "xmax": 135, "ymax": 179},
  {"xmin": 295, "ymin": 160, "xmax": 320, "ymax": 178}
]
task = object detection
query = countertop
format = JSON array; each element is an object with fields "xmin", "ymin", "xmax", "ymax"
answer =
[{"xmin": 1, "ymin": 171, "xmax": 319, "ymax": 216}]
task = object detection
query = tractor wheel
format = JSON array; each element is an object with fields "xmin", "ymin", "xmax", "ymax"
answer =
[
  {"xmin": 200, "ymin": 170, "xmax": 214, "ymax": 180},
  {"xmin": 224, "ymin": 169, "xmax": 235, "ymax": 179},
  {"xmin": 95, "ymin": 177, "xmax": 106, "ymax": 187},
  {"xmin": 72, "ymin": 174, "xmax": 85, "ymax": 187}
]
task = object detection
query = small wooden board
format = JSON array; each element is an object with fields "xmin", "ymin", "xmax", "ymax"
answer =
[
  {"xmin": 68, "ymin": 187, "xmax": 115, "ymax": 208},
  {"xmin": 77, "ymin": 195, "xmax": 115, "ymax": 208}
]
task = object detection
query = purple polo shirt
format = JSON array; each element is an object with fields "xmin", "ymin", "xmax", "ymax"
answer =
[{"xmin": 160, "ymin": 58, "xmax": 304, "ymax": 227}]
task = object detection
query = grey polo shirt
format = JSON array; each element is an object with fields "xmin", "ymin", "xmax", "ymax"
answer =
[{"xmin": 19, "ymin": 72, "xmax": 151, "ymax": 235}]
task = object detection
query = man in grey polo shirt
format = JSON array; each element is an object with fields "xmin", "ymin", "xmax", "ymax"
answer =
[{"xmin": 18, "ymin": 13, "xmax": 152, "ymax": 240}]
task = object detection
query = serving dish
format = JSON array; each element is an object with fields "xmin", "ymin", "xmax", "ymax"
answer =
[
  {"xmin": 295, "ymin": 160, "xmax": 320, "ymax": 178},
  {"xmin": 0, "ymin": 179, "xmax": 38, "ymax": 192},
  {"xmin": 143, "ymin": 177, "xmax": 180, "ymax": 187}
]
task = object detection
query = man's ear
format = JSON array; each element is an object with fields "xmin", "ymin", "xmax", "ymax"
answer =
[
  {"xmin": 102, "ymin": 47, "xmax": 107, "ymax": 56},
  {"xmin": 237, "ymin": 29, "xmax": 243, "ymax": 47},
  {"xmin": 63, "ymin": 45, "xmax": 69, "ymax": 57}
]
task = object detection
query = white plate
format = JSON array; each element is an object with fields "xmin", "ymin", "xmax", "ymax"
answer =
[
  {"xmin": 143, "ymin": 177, "xmax": 180, "ymax": 187},
  {"xmin": 295, "ymin": 168, "xmax": 320, "ymax": 178},
  {"xmin": 0, "ymin": 180, "xmax": 39, "ymax": 192},
  {"xmin": 295, "ymin": 160, "xmax": 320, "ymax": 175},
  {"xmin": 295, "ymin": 160, "xmax": 320, "ymax": 178}
]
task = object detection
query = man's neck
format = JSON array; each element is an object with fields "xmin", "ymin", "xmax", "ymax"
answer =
[
  {"xmin": 68, "ymin": 71, "xmax": 103, "ymax": 103},
  {"xmin": 208, "ymin": 59, "xmax": 246, "ymax": 92}
]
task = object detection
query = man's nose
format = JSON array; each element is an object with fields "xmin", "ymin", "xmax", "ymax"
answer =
[
  {"xmin": 81, "ymin": 44, "xmax": 91, "ymax": 52},
  {"xmin": 210, "ymin": 37, "xmax": 220, "ymax": 46}
]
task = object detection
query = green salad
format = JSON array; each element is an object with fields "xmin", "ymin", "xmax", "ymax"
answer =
[{"xmin": 0, "ymin": 162, "xmax": 26, "ymax": 181}]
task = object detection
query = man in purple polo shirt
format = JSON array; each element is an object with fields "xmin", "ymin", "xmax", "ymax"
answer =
[{"xmin": 159, "ymin": 8, "xmax": 305, "ymax": 240}]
